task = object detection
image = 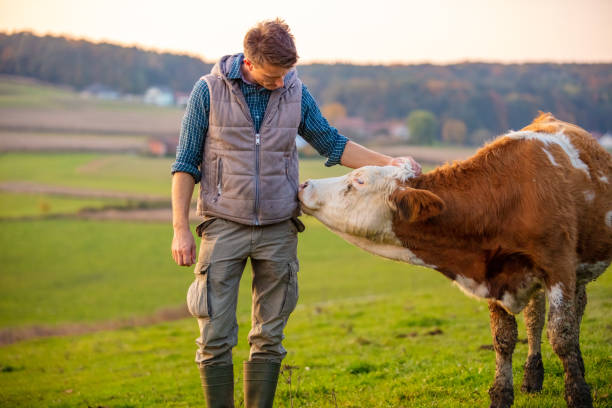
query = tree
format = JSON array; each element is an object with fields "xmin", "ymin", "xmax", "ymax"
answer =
[
  {"xmin": 469, "ymin": 128, "xmax": 495, "ymax": 146},
  {"xmin": 442, "ymin": 118, "xmax": 467, "ymax": 145},
  {"xmin": 321, "ymin": 102, "xmax": 347, "ymax": 123},
  {"xmin": 406, "ymin": 110, "xmax": 438, "ymax": 145}
]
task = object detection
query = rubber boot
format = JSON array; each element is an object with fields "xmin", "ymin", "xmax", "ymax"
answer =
[
  {"xmin": 243, "ymin": 361, "xmax": 281, "ymax": 408},
  {"xmin": 198, "ymin": 363, "xmax": 235, "ymax": 408}
]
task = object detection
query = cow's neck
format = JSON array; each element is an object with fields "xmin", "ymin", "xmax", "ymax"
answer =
[
  {"xmin": 333, "ymin": 229, "xmax": 439, "ymax": 269},
  {"xmin": 393, "ymin": 164, "xmax": 508, "ymax": 280}
]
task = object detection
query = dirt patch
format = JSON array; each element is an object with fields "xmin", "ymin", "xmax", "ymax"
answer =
[
  {"xmin": 0, "ymin": 131, "xmax": 147, "ymax": 153},
  {"xmin": 0, "ymin": 182, "xmax": 206, "ymax": 222},
  {"xmin": 77, "ymin": 207, "xmax": 200, "ymax": 223},
  {"xmin": 0, "ymin": 107, "xmax": 183, "ymax": 137},
  {"xmin": 1, "ymin": 207, "xmax": 202, "ymax": 223},
  {"xmin": 76, "ymin": 156, "xmax": 121, "ymax": 173},
  {"xmin": 0, "ymin": 305, "xmax": 191, "ymax": 346},
  {"xmin": 0, "ymin": 181, "xmax": 168, "ymax": 202}
]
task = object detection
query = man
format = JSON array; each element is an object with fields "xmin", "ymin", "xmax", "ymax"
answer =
[{"xmin": 171, "ymin": 18, "xmax": 420, "ymax": 408}]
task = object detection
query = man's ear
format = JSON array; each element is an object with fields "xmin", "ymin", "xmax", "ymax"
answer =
[{"xmin": 389, "ymin": 187, "xmax": 445, "ymax": 222}]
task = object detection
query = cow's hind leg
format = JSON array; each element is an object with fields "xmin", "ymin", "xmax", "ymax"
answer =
[
  {"xmin": 521, "ymin": 290, "xmax": 545, "ymax": 393},
  {"xmin": 488, "ymin": 301, "xmax": 518, "ymax": 408},
  {"xmin": 547, "ymin": 283, "xmax": 592, "ymax": 408},
  {"xmin": 574, "ymin": 284, "xmax": 587, "ymax": 377}
]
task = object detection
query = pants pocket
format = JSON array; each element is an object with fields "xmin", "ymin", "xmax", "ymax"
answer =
[
  {"xmin": 280, "ymin": 260, "xmax": 299, "ymax": 316},
  {"xmin": 196, "ymin": 217, "xmax": 218, "ymax": 237},
  {"xmin": 187, "ymin": 263, "xmax": 211, "ymax": 318}
]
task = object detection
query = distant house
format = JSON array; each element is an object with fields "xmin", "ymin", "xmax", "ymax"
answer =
[
  {"xmin": 147, "ymin": 137, "xmax": 178, "ymax": 157},
  {"xmin": 144, "ymin": 86, "xmax": 175, "ymax": 106},
  {"xmin": 81, "ymin": 83, "xmax": 120, "ymax": 100}
]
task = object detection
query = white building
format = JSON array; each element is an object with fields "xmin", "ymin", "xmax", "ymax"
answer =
[{"xmin": 144, "ymin": 87, "xmax": 174, "ymax": 106}]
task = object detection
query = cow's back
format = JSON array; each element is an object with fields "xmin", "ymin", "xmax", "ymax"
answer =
[{"xmin": 519, "ymin": 113, "xmax": 612, "ymax": 264}]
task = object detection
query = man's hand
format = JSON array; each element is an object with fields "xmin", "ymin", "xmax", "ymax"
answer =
[
  {"xmin": 171, "ymin": 172, "xmax": 197, "ymax": 267},
  {"xmin": 172, "ymin": 227, "xmax": 196, "ymax": 266},
  {"xmin": 389, "ymin": 156, "xmax": 422, "ymax": 176}
]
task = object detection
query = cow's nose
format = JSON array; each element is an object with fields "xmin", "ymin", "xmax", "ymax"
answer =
[{"xmin": 299, "ymin": 181, "xmax": 310, "ymax": 191}]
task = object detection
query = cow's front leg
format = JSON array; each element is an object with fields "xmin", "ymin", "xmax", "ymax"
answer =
[
  {"xmin": 521, "ymin": 290, "xmax": 545, "ymax": 393},
  {"xmin": 547, "ymin": 283, "xmax": 592, "ymax": 408},
  {"xmin": 488, "ymin": 301, "xmax": 518, "ymax": 408}
]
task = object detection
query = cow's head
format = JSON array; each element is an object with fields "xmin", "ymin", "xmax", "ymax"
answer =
[{"xmin": 298, "ymin": 166, "xmax": 445, "ymax": 244}]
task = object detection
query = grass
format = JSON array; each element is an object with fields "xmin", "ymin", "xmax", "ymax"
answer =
[
  {"xmin": 0, "ymin": 192, "xmax": 125, "ymax": 218},
  {"xmin": 0, "ymin": 217, "xmax": 441, "ymax": 329},
  {"xmin": 0, "ymin": 153, "xmax": 353, "ymax": 197},
  {"xmin": 0, "ymin": 266, "xmax": 609, "ymax": 407},
  {"xmin": 0, "ymin": 150, "xmax": 608, "ymax": 406},
  {"xmin": 0, "ymin": 216, "xmax": 610, "ymax": 406},
  {"xmin": 0, "ymin": 153, "xmax": 174, "ymax": 197}
]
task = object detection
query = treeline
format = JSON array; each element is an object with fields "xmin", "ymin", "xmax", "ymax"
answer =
[
  {"xmin": 0, "ymin": 32, "xmax": 212, "ymax": 94},
  {"xmin": 298, "ymin": 63, "xmax": 612, "ymax": 142},
  {"xmin": 1, "ymin": 32, "xmax": 611, "ymax": 143}
]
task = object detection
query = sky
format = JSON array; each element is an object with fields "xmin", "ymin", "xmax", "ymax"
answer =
[{"xmin": 0, "ymin": 0, "xmax": 611, "ymax": 65}]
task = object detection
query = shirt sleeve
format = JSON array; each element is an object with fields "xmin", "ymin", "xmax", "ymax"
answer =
[
  {"xmin": 298, "ymin": 84, "xmax": 349, "ymax": 167},
  {"xmin": 171, "ymin": 78, "xmax": 210, "ymax": 183}
]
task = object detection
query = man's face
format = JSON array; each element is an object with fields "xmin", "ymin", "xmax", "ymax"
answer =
[{"xmin": 243, "ymin": 58, "xmax": 291, "ymax": 90}]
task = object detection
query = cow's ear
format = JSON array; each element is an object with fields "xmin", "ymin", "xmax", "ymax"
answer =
[{"xmin": 389, "ymin": 187, "xmax": 445, "ymax": 222}]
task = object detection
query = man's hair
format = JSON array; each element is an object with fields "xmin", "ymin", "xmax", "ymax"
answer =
[{"xmin": 244, "ymin": 18, "xmax": 298, "ymax": 68}]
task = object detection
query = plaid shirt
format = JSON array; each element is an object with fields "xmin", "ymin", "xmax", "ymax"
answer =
[{"xmin": 171, "ymin": 54, "xmax": 348, "ymax": 183}]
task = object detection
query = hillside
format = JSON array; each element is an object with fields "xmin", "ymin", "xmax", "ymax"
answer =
[{"xmin": 1, "ymin": 32, "xmax": 611, "ymax": 144}]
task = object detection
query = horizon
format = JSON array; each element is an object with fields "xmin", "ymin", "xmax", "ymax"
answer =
[
  {"xmin": 3, "ymin": 29, "xmax": 612, "ymax": 67},
  {"xmin": 1, "ymin": 0, "xmax": 611, "ymax": 65}
]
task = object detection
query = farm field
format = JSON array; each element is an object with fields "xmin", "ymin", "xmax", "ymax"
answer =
[
  {"xmin": 0, "ymin": 251, "xmax": 610, "ymax": 407},
  {"xmin": 0, "ymin": 153, "xmax": 356, "ymax": 199},
  {"xmin": 0, "ymin": 76, "xmax": 609, "ymax": 406},
  {"xmin": 0, "ymin": 178, "xmax": 610, "ymax": 406},
  {"xmin": 0, "ymin": 152, "xmax": 611, "ymax": 406},
  {"xmin": 0, "ymin": 76, "xmax": 184, "ymax": 137}
]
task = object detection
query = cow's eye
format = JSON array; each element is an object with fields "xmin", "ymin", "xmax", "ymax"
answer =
[{"xmin": 356, "ymin": 178, "xmax": 365, "ymax": 185}]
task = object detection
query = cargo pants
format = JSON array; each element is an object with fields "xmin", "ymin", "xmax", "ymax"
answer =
[{"xmin": 186, "ymin": 216, "xmax": 300, "ymax": 366}]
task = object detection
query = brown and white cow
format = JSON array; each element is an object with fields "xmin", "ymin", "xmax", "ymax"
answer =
[{"xmin": 298, "ymin": 113, "xmax": 611, "ymax": 408}]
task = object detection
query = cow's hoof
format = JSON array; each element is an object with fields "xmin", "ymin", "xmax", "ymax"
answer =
[
  {"xmin": 489, "ymin": 384, "xmax": 514, "ymax": 408},
  {"xmin": 521, "ymin": 352, "xmax": 544, "ymax": 393},
  {"xmin": 565, "ymin": 379, "xmax": 593, "ymax": 408}
]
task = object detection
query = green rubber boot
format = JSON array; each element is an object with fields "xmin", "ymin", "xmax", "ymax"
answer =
[
  {"xmin": 243, "ymin": 361, "xmax": 281, "ymax": 408},
  {"xmin": 198, "ymin": 364, "xmax": 235, "ymax": 408}
]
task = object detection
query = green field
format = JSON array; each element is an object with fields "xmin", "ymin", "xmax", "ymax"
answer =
[
  {"xmin": 0, "ymin": 217, "xmax": 611, "ymax": 407},
  {"xmin": 0, "ymin": 152, "xmax": 610, "ymax": 407},
  {"xmin": 0, "ymin": 153, "xmax": 351, "ymax": 198}
]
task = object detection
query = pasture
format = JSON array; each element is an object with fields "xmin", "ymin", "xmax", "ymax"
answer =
[{"xmin": 0, "ymin": 153, "xmax": 610, "ymax": 407}]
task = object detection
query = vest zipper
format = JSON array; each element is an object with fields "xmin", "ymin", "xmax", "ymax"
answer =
[
  {"xmin": 216, "ymin": 158, "xmax": 223, "ymax": 200},
  {"xmin": 254, "ymin": 133, "xmax": 261, "ymax": 225}
]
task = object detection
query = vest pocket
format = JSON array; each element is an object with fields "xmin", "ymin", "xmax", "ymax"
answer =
[
  {"xmin": 284, "ymin": 157, "xmax": 298, "ymax": 193},
  {"xmin": 186, "ymin": 264, "xmax": 211, "ymax": 318}
]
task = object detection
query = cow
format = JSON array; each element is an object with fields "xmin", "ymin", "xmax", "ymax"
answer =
[{"xmin": 298, "ymin": 113, "xmax": 611, "ymax": 408}]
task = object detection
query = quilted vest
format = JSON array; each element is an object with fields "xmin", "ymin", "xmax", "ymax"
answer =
[{"xmin": 197, "ymin": 54, "xmax": 303, "ymax": 225}]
